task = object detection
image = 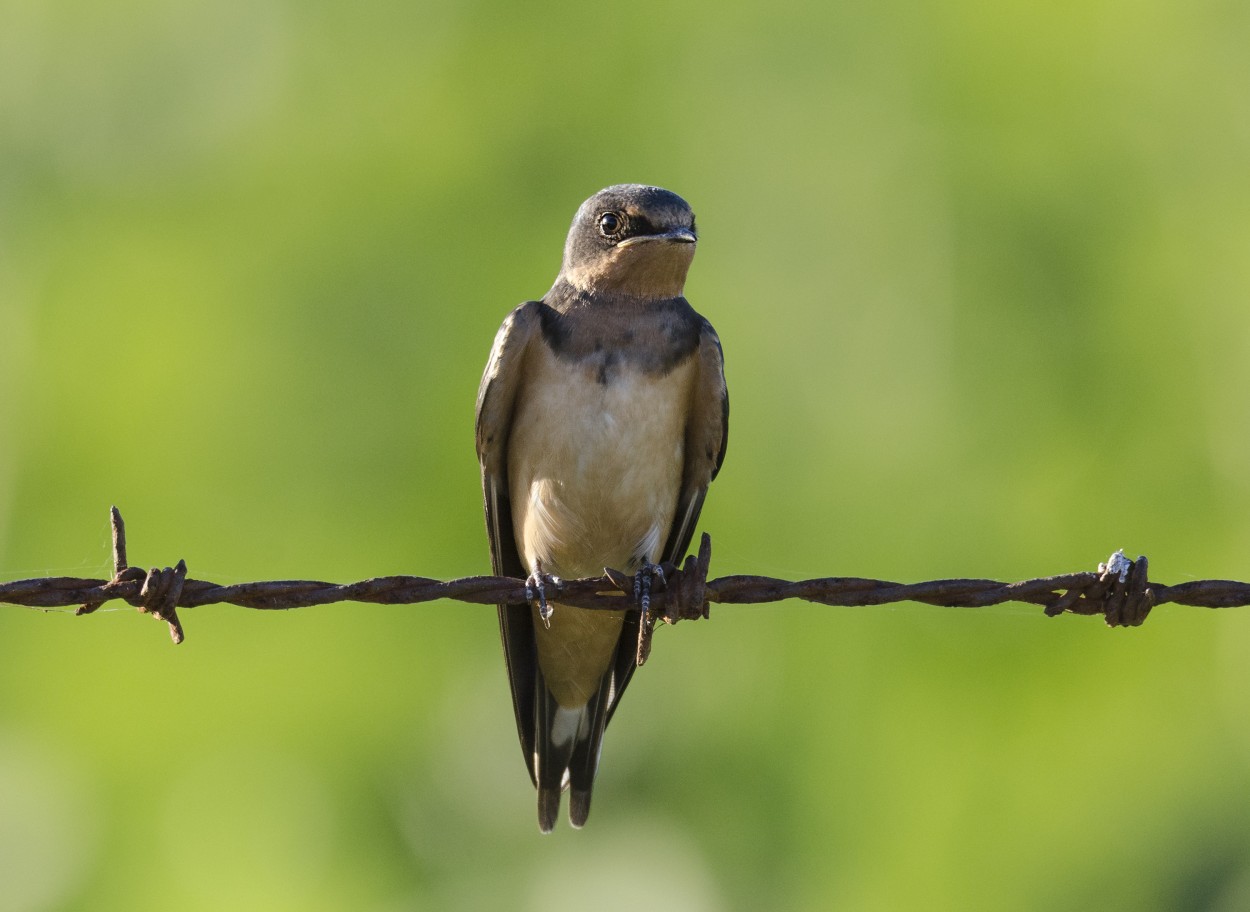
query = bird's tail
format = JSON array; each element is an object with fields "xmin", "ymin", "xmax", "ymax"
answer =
[{"xmin": 534, "ymin": 669, "xmax": 613, "ymax": 833}]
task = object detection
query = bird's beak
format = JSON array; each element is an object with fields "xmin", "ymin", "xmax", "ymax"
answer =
[{"xmin": 618, "ymin": 228, "xmax": 697, "ymax": 248}]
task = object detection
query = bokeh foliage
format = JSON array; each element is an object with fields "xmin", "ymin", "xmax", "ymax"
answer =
[{"xmin": 2, "ymin": 0, "xmax": 1250, "ymax": 909}]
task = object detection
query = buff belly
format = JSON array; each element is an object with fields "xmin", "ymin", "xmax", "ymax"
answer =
[{"xmin": 507, "ymin": 345, "xmax": 693, "ymax": 707}]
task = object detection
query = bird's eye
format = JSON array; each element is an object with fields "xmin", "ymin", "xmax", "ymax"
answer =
[{"xmin": 597, "ymin": 211, "xmax": 623, "ymax": 238}]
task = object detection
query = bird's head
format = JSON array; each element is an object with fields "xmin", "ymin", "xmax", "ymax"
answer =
[{"xmin": 559, "ymin": 184, "xmax": 697, "ymax": 299}]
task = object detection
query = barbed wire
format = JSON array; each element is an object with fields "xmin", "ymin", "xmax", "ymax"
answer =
[{"xmin": 2, "ymin": 508, "xmax": 1248, "ymax": 647}]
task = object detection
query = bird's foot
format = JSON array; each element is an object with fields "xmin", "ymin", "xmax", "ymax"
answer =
[
  {"xmin": 633, "ymin": 561, "xmax": 666, "ymax": 618},
  {"xmin": 633, "ymin": 561, "xmax": 666, "ymax": 665},
  {"xmin": 525, "ymin": 560, "xmax": 562, "ymax": 629}
]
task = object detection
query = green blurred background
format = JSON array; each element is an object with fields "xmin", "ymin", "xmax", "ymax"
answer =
[{"xmin": 3, "ymin": 0, "xmax": 1250, "ymax": 909}]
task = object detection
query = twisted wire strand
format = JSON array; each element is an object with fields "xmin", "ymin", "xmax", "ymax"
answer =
[{"xmin": 2, "ymin": 508, "xmax": 1246, "ymax": 645}]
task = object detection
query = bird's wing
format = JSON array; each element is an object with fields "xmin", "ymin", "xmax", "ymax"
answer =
[
  {"xmin": 663, "ymin": 319, "xmax": 730, "ymax": 565},
  {"xmin": 475, "ymin": 300, "xmax": 542, "ymax": 782}
]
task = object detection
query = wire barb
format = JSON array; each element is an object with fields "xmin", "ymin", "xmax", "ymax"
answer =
[
  {"xmin": 72, "ymin": 506, "xmax": 187, "ymax": 643},
  {"xmin": 4, "ymin": 508, "xmax": 1249, "ymax": 646}
]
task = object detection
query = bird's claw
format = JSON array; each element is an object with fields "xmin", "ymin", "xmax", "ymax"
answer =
[
  {"xmin": 633, "ymin": 562, "xmax": 666, "ymax": 617},
  {"xmin": 633, "ymin": 561, "xmax": 666, "ymax": 666},
  {"xmin": 525, "ymin": 561, "xmax": 561, "ymax": 629}
]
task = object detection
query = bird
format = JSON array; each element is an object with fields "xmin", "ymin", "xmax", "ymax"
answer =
[{"xmin": 475, "ymin": 184, "xmax": 729, "ymax": 832}]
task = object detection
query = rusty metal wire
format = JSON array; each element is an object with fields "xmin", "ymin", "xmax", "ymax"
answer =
[{"xmin": 3, "ymin": 507, "xmax": 1248, "ymax": 645}]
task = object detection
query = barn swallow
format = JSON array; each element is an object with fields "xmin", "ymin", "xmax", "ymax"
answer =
[{"xmin": 475, "ymin": 184, "xmax": 728, "ymax": 832}]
